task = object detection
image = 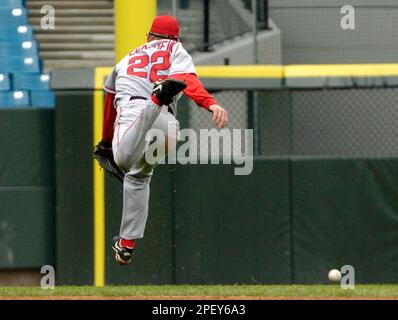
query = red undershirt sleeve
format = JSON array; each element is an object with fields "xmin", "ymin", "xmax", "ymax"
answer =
[
  {"xmin": 102, "ymin": 92, "xmax": 117, "ymax": 143},
  {"xmin": 169, "ymin": 73, "xmax": 216, "ymax": 111}
]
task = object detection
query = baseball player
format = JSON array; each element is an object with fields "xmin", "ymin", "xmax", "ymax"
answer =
[{"xmin": 94, "ymin": 15, "xmax": 228, "ymax": 265}]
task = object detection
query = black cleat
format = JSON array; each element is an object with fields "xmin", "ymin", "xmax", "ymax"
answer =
[
  {"xmin": 112, "ymin": 236, "xmax": 134, "ymax": 266},
  {"xmin": 152, "ymin": 78, "xmax": 187, "ymax": 106}
]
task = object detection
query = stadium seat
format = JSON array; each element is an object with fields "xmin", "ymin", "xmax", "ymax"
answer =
[
  {"xmin": 0, "ymin": 90, "xmax": 29, "ymax": 107},
  {"xmin": 0, "ymin": 1, "xmax": 54, "ymax": 108},
  {"xmin": 13, "ymin": 72, "xmax": 50, "ymax": 90},
  {"xmin": 0, "ymin": 7, "xmax": 28, "ymax": 25},
  {"xmin": 0, "ymin": 25, "xmax": 34, "ymax": 41},
  {"xmin": 0, "ymin": 0, "xmax": 24, "ymax": 8},
  {"xmin": 0, "ymin": 55, "xmax": 40, "ymax": 72},
  {"xmin": 30, "ymin": 90, "xmax": 54, "ymax": 108},
  {"xmin": 0, "ymin": 40, "xmax": 38, "ymax": 56},
  {"xmin": 0, "ymin": 73, "xmax": 11, "ymax": 90}
]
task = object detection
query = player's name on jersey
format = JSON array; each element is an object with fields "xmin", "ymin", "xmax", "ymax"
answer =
[{"xmin": 130, "ymin": 40, "xmax": 177, "ymax": 56}]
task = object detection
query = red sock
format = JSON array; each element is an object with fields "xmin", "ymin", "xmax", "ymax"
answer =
[{"xmin": 121, "ymin": 238, "xmax": 135, "ymax": 249}]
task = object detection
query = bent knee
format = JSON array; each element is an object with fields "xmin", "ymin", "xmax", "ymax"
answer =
[{"xmin": 114, "ymin": 149, "xmax": 130, "ymax": 171}]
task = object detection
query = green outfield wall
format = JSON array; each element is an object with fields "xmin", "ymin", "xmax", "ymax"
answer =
[
  {"xmin": 2, "ymin": 66, "xmax": 398, "ymax": 285},
  {"xmin": 291, "ymin": 159, "xmax": 398, "ymax": 283},
  {"xmin": 50, "ymin": 67, "xmax": 398, "ymax": 285},
  {"xmin": 0, "ymin": 108, "xmax": 55, "ymax": 269}
]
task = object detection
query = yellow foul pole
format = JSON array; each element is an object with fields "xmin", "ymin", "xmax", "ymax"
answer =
[
  {"xmin": 93, "ymin": 69, "xmax": 106, "ymax": 287},
  {"xmin": 93, "ymin": 0, "xmax": 157, "ymax": 288},
  {"xmin": 115, "ymin": 0, "xmax": 157, "ymax": 63}
]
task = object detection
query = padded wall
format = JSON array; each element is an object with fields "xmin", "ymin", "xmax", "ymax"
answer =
[
  {"xmin": 0, "ymin": 109, "xmax": 54, "ymax": 268},
  {"xmin": 292, "ymin": 159, "xmax": 398, "ymax": 284}
]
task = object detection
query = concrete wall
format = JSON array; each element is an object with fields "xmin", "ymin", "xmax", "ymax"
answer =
[
  {"xmin": 192, "ymin": 20, "xmax": 281, "ymax": 65},
  {"xmin": 269, "ymin": 0, "xmax": 398, "ymax": 64},
  {"xmin": 0, "ymin": 269, "xmax": 42, "ymax": 286}
]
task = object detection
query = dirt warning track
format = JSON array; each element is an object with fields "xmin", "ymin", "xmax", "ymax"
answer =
[{"xmin": 1, "ymin": 295, "xmax": 397, "ymax": 300}]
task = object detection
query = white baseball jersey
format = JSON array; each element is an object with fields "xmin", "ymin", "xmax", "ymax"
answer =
[{"xmin": 104, "ymin": 39, "xmax": 195, "ymax": 114}]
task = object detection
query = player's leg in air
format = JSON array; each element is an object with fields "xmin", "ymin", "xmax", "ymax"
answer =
[
  {"xmin": 111, "ymin": 78, "xmax": 186, "ymax": 265},
  {"xmin": 94, "ymin": 15, "xmax": 227, "ymax": 266}
]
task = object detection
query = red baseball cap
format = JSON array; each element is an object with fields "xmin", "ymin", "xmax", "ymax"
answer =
[{"xmin": 149, "ymin": 15, "xmax": 180, "ymax": 40}]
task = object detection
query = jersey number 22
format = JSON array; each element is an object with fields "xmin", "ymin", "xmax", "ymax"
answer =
[{"xmin": 127, "ymin": 51, "xmax": 170, "ymax": 83}]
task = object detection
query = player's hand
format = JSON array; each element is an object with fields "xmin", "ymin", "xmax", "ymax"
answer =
[{"xmin": 209, "ymin": 104, "xmax": 228, "ymax": 128}]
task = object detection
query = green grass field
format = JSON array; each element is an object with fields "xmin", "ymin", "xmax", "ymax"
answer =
[{"xmin": 1, "ymin": 285, "xmax": 398, "ymax": 299}]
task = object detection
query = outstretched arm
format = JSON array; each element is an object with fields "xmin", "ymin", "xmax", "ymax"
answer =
[{"xmin": 170, "ymin": 72, "xmax": 228, "ymax": 128}]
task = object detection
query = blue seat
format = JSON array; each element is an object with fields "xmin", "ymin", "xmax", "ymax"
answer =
[
  {"xmin": 0, "ymin": 0, "xmax": 24, "ymax": 8},
  {"xmin": 0, "ymin": 2, "xmax": 55, "ymax": 109},
  {"xmin": 0, "ymin": 55, "xmax": 40, "ymax": 73},
  {"xmin": 0, "ymin": 40, "xmax": 38, "ymax": 55},
  {"xmin": 0, "ymin": 25, "xmax": 34, "ymax": 41},
  {"xmin": 0, "ymin": 8, "xmax": 28, "ymax": 24},
  {"xmin": 0, "ymin": 90, "xmax": 29, "ymax": 107},
  {"xmin": 30, "ymin": 90, "xmax": 54, "ymax": 108},
  {"xmin": 13, "ymin": 72, "xmax": 50, "ymax": 90},
  {"xmin": 0, "ymin": 73, "xmax": 11, "ymax": 90}
]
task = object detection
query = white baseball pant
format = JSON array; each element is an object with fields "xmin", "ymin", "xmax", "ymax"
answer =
[{"xmin": 112, "ymin": 98, "xmax": 179, "ymax": 240}]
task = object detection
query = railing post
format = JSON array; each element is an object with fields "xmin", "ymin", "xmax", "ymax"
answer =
[
  {"xmin": 252, "ymin": 0, "xmax": 258, "ymax": 64},
  {"xmin": 172, "ymin": 0, "xmax": 178, "ymax": 18},
  {"xmin": 203, "ymin": 0, "xmax": 210, "ymax": 51},
  {"xmin": 258, "ymin": 0, "xmax": 269, "ymax": 30}
]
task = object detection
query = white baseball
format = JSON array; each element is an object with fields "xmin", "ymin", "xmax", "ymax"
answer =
[{"xmin": 328, "ymin": 269, "xmax": 342, "ymax": 282}]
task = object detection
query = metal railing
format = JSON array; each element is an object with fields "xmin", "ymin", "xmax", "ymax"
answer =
[
  {"xmin": 161, "ymin": 0, "xmax": 269, "ymax": 52},
  {"xmin": 243, "ymin": 0, "xmax": 269, "ymax": 30}
]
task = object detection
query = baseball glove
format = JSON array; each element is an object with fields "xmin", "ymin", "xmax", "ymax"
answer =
[{"xmin": 93, "ymin": 141, "xmax": 125, "ymax": 182}]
